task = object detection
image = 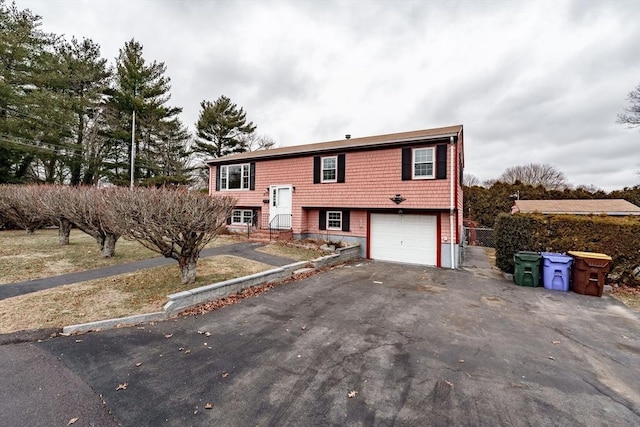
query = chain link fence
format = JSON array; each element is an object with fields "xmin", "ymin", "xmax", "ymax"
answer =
[{"xmin": 463, "ymin": 227, "xmax": 495, "ymax": 248}]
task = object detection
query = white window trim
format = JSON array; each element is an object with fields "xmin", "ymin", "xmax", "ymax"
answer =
[
  {"xmin": 220, "ymin": 164, "xmax": 250, "ymax": 190},
  {"xmin": 231, "ymin": 209, "xmax": 254, "ymax": 225},
  {"xmin": 326, "ymin": 210, "xmax": 342, "ymax": 230},
  {"xmin": 412, "ymin": 147, "xmax": 435, "ymax": 180},
  {"xmin": 321, "ymin": 156, "xmax": 337, "ymax": 183}
]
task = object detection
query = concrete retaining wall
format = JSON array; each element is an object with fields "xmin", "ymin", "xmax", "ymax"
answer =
[{"xmin": 63, "ymin": 244, "xmax": 360, "ymax": 334}]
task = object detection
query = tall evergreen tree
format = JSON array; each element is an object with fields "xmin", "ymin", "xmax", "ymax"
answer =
[
  {"xmin": 0, "ymin": 0, "xmax": 57, "ymax": 183},
  {"xmin": 105, "ymin": 38, "xmax": 186, "ymax": 186},
  {"xmin": 56, "ymin": 37, "xmax": 111, "ymax": 185},
  {"xmin": 194, "ymin": 95, "xmax": 256, "ymax": 158}
]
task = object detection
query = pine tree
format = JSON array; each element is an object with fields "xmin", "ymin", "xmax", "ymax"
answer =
[
  {"xmin": 56, "ymin": 37, "xmax": 111, "ymax": 185},
  {"xmin": 194, "ymin": 95, "xmax": 256, "ymax": 158},
  {"xmin": 106, "ymin": 39, "xmax": 186, "ymax": 186},
  {"xmin": 0, "ymin": 0, "xmax": 57, "ymax": 183}
]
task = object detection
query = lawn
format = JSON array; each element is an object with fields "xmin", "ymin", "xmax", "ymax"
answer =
[
  {"xmin": 0, "ymin": 229, "xmax": 242, "ymax": 284},
  {"xmin": 0, "ymin": 255, "xmax": 271, "ymax": 333},
  {"xmin": 0, "ymin": 229, "xmax": 323, "ymax": 333}
]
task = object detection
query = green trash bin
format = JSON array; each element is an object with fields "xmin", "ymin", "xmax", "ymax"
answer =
[{"xmin": 514, "ymin": 251, "xmax": 542, "ymax": 287}]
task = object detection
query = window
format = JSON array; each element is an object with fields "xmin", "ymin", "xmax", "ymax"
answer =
[
  {"xmin": 220, "ymin": 164, "xmax": 250, "ymax": 190},
  {"xmin": 327, "ymin": 211, "xmax": 342, "ymax": 230},
  {"xmin": 231, "ymin": 209, "xmax": 254, "ymax": 225},
  {"xmin": 413, "ymin": 147, "xmax": 434, "ymax": 179},
  {"xmin": 322, "ymin": 156, "xmax": 337, "ymax": 182}
]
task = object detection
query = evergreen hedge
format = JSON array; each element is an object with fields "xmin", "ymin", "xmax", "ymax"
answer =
[{"xmin": 494, "ymin": 213, "xmax": 640, "ymax": 286}]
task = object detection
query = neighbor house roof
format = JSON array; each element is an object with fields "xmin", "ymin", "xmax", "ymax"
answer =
[
  {"xmin": 513, "ymin": 199, "xmax": 640, "ymax": 216},
  {"xmin": 207, "ymin": 124, "xmax": 463, "ymax": 164}
]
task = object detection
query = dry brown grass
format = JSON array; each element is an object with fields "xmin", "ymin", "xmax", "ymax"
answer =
[
  {"xmin": 256, "ymin": 242, "xmax": 323, "ymax": 261},
  {"xmin": 0, "ymin": 255, "xmax": 271, "ymax": 333},
  {"xmin": 610, "ymin": 286, "xmax": 640, "ymax": 312},
  {"xmin": 0, "ymin": 229, "xmax": 242, "ymax": 284}
]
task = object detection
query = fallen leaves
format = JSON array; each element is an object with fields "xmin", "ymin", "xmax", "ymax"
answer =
[
  {"xmin": 548, "ymin": 356, "xmax": 556, "ymax": 361},
  {"xmin": 116, "ymin": 383, "xmax": 128, "ymax": 391},
  {"xmin": 222, "ymin": 372, "xmax": 229, "ymax": 378},
  {"xmin": 135, "ymin": 362, "xmax": 142, "ymax": 367},
  {"xmin": 67, "ymin": 417, "xmax": 79, "ymax": 425},
  {"xmin": 164, "ymin": 334, "xmax": 173, "ymax": 338},
  {"xmin": 74, "ymin": 339, "xmax": 83, "ymax": 343},
  {"xmin": 445, "ymin": 380, "xmax": 454, "ymax": 388},
  {"xmin": 204, "ymin": 403, "xmax": 213, "ymax": 409},
  {"xmin": 347, "ymin": 390, "xmax": 358, "ymax": 398},
  {"xmin": 552, "ymin": 340, "xmax": 560, "ymax": 345}
]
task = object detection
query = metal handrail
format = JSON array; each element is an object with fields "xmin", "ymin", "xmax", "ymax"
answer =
[{"xmin": 269, "ymin": 214, "xmax": 292, "ymax": 241}]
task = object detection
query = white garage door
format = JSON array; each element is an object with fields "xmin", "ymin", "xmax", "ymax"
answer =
[{"xmin": 370, "ymin": 213, "xmax": 437, "ymax": 266}]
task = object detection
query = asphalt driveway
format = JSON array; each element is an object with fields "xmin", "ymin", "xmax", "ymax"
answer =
[{"xmin": 2, "ymin": 260, "xmax": 640, "ymax": 426}]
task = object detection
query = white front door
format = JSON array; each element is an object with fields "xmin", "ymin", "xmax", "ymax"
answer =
[{"xmin": 269, "ymin": 185, "xmax": 292, "ymax": 229}]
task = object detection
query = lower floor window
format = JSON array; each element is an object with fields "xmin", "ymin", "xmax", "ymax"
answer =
[
  {"xmin": 232, "ymin": 209, "xmax": 254, "ymax": 225},
  {"xmin": 327, "ymin": 211, "xmax": 342, "ymax": 230}
]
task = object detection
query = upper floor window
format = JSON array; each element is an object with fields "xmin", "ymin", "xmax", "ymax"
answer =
[
  {"xmin": 413, "ymin": 147, "xmax": 434, "ymax": 179},
  {"xmin": 313, "ymin": 154, "xmax": 345, "ymax": 184},
  {"xmin": 221, "ymin": 164, "xmax": 250, "ymax": 190},
  {"xmin": 322, "ymin": 156, "xmax": 337, "ymax": 182}
]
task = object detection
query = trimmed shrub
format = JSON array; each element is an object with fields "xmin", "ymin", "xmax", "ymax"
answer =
[{"xmin": 494, "ymin": 213, "xmax": 640, "ymax": 286}]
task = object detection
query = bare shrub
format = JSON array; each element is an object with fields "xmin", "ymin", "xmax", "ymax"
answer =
[
  {"xmin": 0, "ymin": 185, "xmax": 50, "ymax": 233},
  {"xmin": 104, "ymin": 187, "xmax": 235, "ymax": 284},
  {"xmin": 43, "ymin": 186, "xmax": 122, "ymax": 257}
]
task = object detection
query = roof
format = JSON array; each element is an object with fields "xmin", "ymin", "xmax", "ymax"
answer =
[
  {"xmin": 514, "ymin": 199, "xmax": 640, "ymax": 216},
  {"xmin": 207, "ymin": 124, "xmax": 463, "ymax": 164}
]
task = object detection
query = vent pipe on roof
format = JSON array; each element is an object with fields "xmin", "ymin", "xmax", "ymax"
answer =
[{"xmin": 345, "ymin": 134, "xmax": 351, "ymax": 139}]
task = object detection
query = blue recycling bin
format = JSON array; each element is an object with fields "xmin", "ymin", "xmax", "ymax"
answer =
[{"xmin": 541, "ymin": 252, "xmax": 573, "ymax": 292}]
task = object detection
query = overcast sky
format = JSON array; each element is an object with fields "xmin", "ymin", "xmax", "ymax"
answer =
[{"xmin": 17, "ymin": 0, "xmax": 640, "ymax": 191}]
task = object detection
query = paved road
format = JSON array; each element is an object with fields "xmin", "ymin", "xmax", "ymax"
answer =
[
  {"xmin": 2, "ymin": 256, "xmax": 638, "ymax": 426},
  {"xmin": 0, "ymin": 242, "xmax": 295, "ymax": 300}
]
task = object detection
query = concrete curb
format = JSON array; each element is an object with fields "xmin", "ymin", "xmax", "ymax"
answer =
[{"xmin": 61, "ymin": 245, "xmax": 361, "ymax": 334}]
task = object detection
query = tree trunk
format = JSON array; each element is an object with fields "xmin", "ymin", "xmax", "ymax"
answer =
[
  {"xmin": 58, "ymin": 218, "xmax": 72, "ymax": 245},
  {"xmin": 179, "ymin": 257, "xmax": 198, "ymax": 284},
  {"xmin": 101, "ymin": 233, "xmax": 118, "ymax": 258}
]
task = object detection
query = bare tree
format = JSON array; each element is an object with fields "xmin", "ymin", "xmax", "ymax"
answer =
[
  {"xmin": 39, "ymin": 185, "xmax": 74, "ymax": 245},
  {"xmin": 497, "ymin": 163, "xmax": 569, "ymax": 190},
  {"xmin": 43, "ymin": 186, "xmax": 121, "ymax": 257},
  {"xmin": 104, "ymin": 187, "xmax": 235, "ymax": 284},
  {"xmin": 246, "ymin": 133, "xmax": 276, "ymax": 151},
  {"xmin": 0, "ymin": 185, "xmax": 50, "ymax": 233},
  {"xmin": 463, "ymin": 173, "xmax": 481, "ymax": 187},
  {"xmin": 617, "ymin": 83, "xmax": 640, "ymax": 128}
]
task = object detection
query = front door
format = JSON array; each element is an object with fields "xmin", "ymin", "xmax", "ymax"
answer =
[{"xmin": 269, "ymin": 185, "xmax": 292, "ymax": 229}]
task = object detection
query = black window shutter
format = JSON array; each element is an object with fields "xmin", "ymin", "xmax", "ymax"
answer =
[
  {"xmin": 436, "ymin": 145, "xmax": 447, "ymax": 179},
  {"xmin": 313, "ymin": 156, "xmax": 321, "ymax": 184},
  {"xmin": 249, "ymin": 162, "xmax": 256, "ymax": 190},
  {"xmin": 319, "ymin": 210, "xmax": 326, "ymax": 230},
  {"xmin": 215, "ymin": 166, "xmax": 220, "ymax": 191},
  {"xmin": 341, "ymin": 210, "xmax": 350, "ymax": 232},
  {"xmin": 401, "ymin": 147, "xmax": 412, "ymax": 180},
  {"xmin": 337, "ymin": 154, "xmax": 345, "ymax": 183},
  {"xmin": 226, "ymin": 215, "xmax": 232, "ymax": 225}
]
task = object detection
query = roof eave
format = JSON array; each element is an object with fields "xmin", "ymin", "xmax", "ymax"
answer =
[{"xmin": 206, "ymin": 130, "xmax": 461, "ymax": 165}]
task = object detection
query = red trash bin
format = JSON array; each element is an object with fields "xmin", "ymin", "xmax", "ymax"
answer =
[{"xmin": 568, "ymin": 251, "xmax": 612, "ymax": 297}]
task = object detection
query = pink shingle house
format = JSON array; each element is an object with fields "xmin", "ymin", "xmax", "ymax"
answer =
[{"xmin": 208, "ymin": 124, "xmax": 464, "ymax": 268}]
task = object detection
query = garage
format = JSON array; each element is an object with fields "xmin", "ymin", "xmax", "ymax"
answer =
[{"xmin": 369, "ymin": 213, "xmax": 437, "ymax": 266}]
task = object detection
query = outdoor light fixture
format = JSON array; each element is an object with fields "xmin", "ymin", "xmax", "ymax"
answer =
[{"xmin": 390, "ymin": 194, "xmax": 406, "ymax": 205}]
